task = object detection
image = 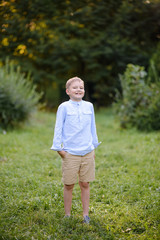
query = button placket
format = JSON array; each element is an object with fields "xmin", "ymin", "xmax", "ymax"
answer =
[{"xmin": 77, "ymin": 104, "xmax": 82, "ymax": 128}]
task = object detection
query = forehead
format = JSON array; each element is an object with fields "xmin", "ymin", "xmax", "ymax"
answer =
[{"xmin": 69, "ymin": 80, "xmax": 84, "ymax": 87}]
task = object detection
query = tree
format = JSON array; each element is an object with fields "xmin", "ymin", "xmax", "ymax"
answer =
[{"xmin": 0, "ymin": 0, "xmax": 160, "ymax": 107}]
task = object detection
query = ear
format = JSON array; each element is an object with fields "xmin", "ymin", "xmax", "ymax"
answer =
[{"xmin": 66, "ymin": 88, "xmax": 70, "ymax": 96}]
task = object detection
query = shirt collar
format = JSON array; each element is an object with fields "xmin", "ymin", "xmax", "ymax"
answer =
[{"xmin": 69, "ymin": 99, "xmax": 82, "ymax": 106}]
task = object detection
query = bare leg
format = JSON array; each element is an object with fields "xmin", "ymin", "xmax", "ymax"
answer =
[
  {"xmin": 79, "ymin": 181, "xmax": 90, "ymax": 216},
  {"xmin": 64, "ymin": 184, "xmax": 74, "ymax": 216}
]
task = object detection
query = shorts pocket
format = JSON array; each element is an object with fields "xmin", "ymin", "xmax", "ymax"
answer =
[{"xmin": 62, "ymin": 151, "xmax": 69, "ymax": 159}]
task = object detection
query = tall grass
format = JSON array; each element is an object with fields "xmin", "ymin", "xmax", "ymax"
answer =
[{"xmin": 0, "ymin": 109, "xmax": 160, "ymax": 240}]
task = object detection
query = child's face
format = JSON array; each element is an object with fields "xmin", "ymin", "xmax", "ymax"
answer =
[{"xmin": 66, "ymin": 80, "xmax": 85, "ymax": 102}]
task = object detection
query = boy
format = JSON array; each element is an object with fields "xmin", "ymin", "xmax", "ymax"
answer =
[{"xmin": 51, "ymin": 76, "xmax": 100, "ymax": 224}]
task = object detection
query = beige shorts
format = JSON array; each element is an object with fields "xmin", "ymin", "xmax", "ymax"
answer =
[{"xmin": 62, "ymin": 150, "xmax": 95, "ymax": 185}]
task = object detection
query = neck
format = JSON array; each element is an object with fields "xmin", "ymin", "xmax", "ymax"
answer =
[{"xmin": 70, "ymin": 98, "xmax": 82, "ymax": 102}]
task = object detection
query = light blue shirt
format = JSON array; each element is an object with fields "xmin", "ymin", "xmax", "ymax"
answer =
[{"xmin": 51, "ymin": 99, "xmax": 101, "ymax": 156}]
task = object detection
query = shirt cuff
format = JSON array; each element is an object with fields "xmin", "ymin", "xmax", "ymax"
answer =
[
  {"xmin": 50, "ymin": 146, "xmax": 63, "ymax": 151},
  {"xmin": 93, "ymin": 142, "xmax": 101, "ymax": 149}
]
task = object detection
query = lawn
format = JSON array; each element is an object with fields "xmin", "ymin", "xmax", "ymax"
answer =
[{"xmin": 0, "ymin": 109, "xmax": 160, "ymax": 240}]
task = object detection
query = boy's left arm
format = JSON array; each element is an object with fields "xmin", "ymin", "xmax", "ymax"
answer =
[{"xmin": 91, "ymin": 104, "xmax": 101, "ymax": 149}]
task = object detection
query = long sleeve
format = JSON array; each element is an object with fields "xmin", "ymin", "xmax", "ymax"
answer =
[
  {"xmin": 50, "ymin": 104, "xmax": 65, "ymax": 151},
  {"xmin": 91, "ymin": 104, "xmax": 101, "ymax": 148}
]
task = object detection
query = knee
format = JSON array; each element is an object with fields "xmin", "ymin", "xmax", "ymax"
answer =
[
  {"xmin": 64, "ymin": 184, "xmax": 74, "ymax": 191},
  {"xmin": 79, "ymin": 182, "xmax": 89, "ymax": 189}
]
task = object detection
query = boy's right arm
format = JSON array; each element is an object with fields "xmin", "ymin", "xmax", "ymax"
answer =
[
  {"xmin": 57, "ymin": 150, "xmax": 67, "ymax": 158},
  {"xmin": 51, "ymin": 104, "xmax": 65, "ymax": 152}
]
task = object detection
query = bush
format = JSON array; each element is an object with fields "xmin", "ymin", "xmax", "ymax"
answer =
[
  {"xmin": 0, "ymin": 60, "xmax": 42, "ymax": 129},
  {"xmin": 114, "ymin": 63, "xmax": 160, "ymax": 131},
  {"xmin": 148, "ymin": 42, "xmax": 160, "ymax": 82}
]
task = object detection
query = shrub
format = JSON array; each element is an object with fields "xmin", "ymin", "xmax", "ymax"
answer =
[
  {"xmin": 0, "ymin": 60, "xmax": 42, "ymax": 129},
  {"xmin": 114, "ymin": 63, "xmax": 160, "ymax": 131},
  {"xmin": 148, "ymin": 42, "xmax": 160, "ymax": 82}
]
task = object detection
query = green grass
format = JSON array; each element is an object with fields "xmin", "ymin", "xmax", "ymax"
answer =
[{"xmin": 0, "ymin": 109, "xmax": 160, "ymax": 240}]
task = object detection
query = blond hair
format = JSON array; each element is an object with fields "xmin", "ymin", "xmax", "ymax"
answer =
[{"xmin": 66, "ymin": 76, "xmax": 84, "ymax": 89}]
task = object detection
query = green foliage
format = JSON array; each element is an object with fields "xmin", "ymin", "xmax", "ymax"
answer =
[
  {"xmin": 148, "ymin": 42, "xmax": 160, "ymax": 83},
  {"xmin": 0, "ymin": 60, "xmax": 42, "ymax": 129},
  {"xmin": 114, "ymin": 63, "xmax": 160, "ymax": 131},
  {"xmin": 0, "ymin": 0, "xmax": 160, "ymax": 106},
  {"xmin": 0, "ymin": 110, "xmax": 159, "ymax": 239}
]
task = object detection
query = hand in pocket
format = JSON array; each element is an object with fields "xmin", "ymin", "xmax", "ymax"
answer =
[{"xmin": 58, "ymin": 150, "xmax": 67, "ymax": 158}]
